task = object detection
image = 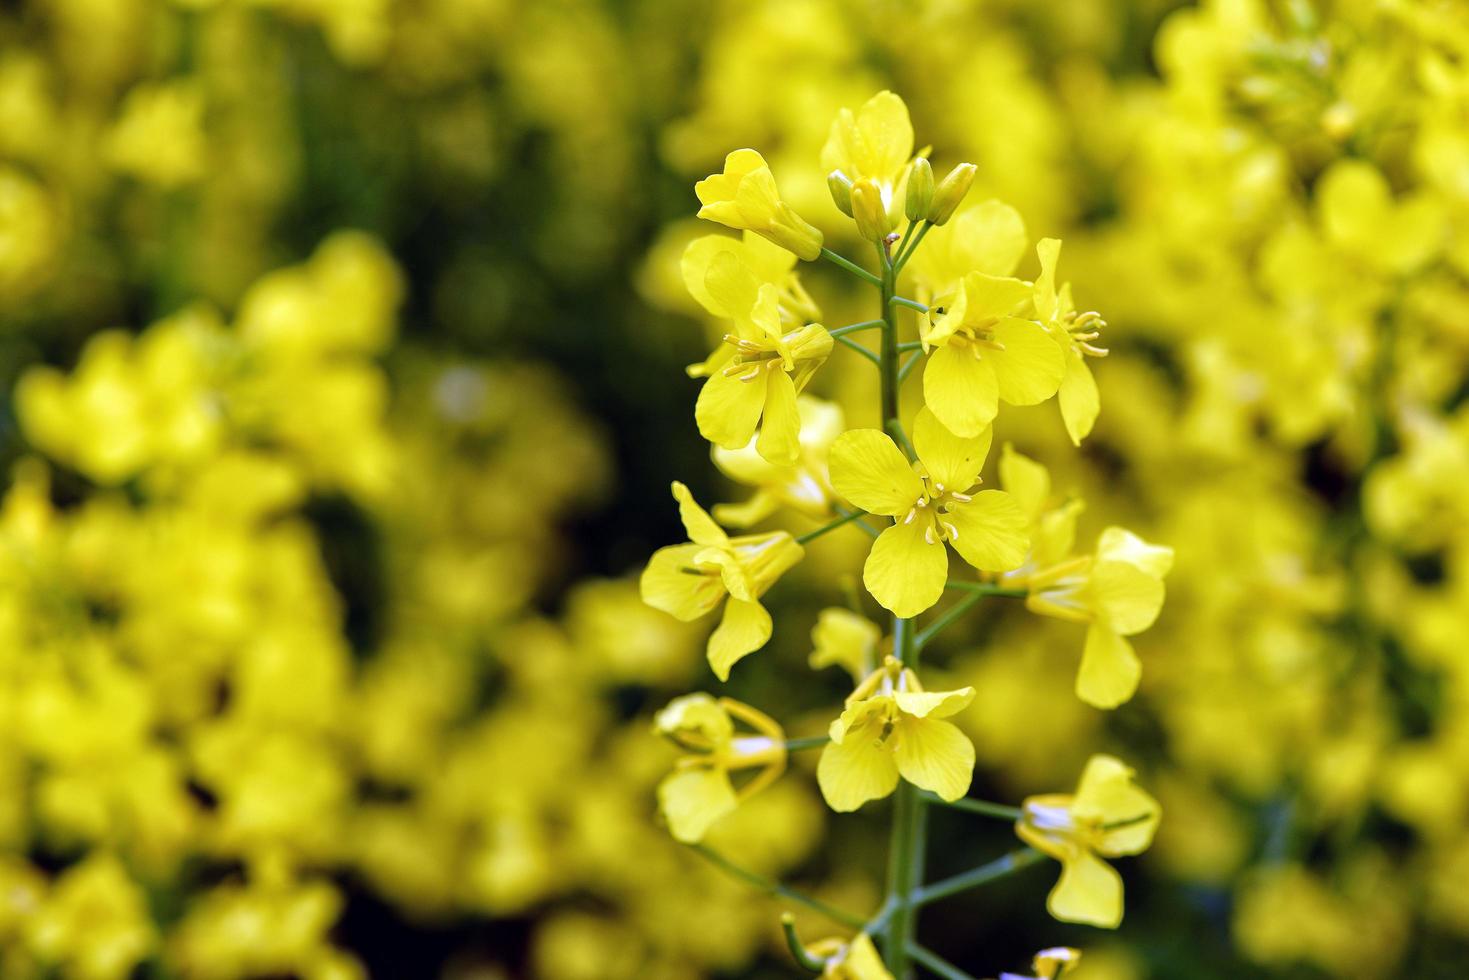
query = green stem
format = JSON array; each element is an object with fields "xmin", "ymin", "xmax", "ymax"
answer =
[
  {"xmin": 784, "ymin": 735, "xmax": 831, "ymax": 751},
  {"xmin": 912, "ymin": 848, "xmax": 1044, "ymax": 907},
  {"xmin": 688, "ymin": 843, "xmax": 866, "ymax": 929},
  {"xmin": 942, "ymin": 581, "xmax": 1028, "ymax": 598},
  {"xmin": 918, "ymin": 792, "xmax": 1023, "ymax": 821},
  {"xmin": 821, "ymin": 247, "xmax": 882, "ymax": 287},
  {"xmin": 914, "ymin": 591, "xmax": 987, "ymax": 651},
  {"xmin": 894, "ymin": 222, "xmax": 933, "ymax": 272},
  {"xmin": 835, "ymin": 334, "xmax": 882, "ymax": 366},
  {"xmin": 890, "ymin": 295, "xmax": 930, "ymax": 314},
  {"xmin": 907, "ymin": 943, "xmax": 977, "ymax": 980},
  {"xmin": 829, "ymin": 319, "xmax": 887, "ymax": 338},
  {"xmin": 898, "ymin": 349, "xmax": 924, "ymax": 384},
  {"xmin": 897, "ymin": 341, "xmax": 924, "ymax": 352},
  {"xmin": 835, "ymin": 504, "xmax": 882, "ymax": 540},
  {"xmin": 796, "ymin": 510, "xmax": 869, "ymax": 545},
  {"xmin": 781, "ymin": 914, "xmax": 827, "ymax": 972}
]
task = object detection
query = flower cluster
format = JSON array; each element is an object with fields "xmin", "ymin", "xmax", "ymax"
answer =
[{"xmin": 643, "ymin": 91, "xmax": 1170, "ymax": 977}]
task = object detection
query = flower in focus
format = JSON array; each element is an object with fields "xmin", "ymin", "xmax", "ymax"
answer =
[
  {"xmin": 712, "ymin": 395, "xmax": 842, "ymax": 527},
  {"xmin": 995, "ymin": 946, "xmax": 1081, "ymax": 980},
  {"xmin": 692, "ymin": 251, "xmax": 832, "ymax": 465},
  {"xmin": 653, "ymin": 694, "xmax": 787, "ymax": 843},
  {"xmin": 1016, "ymin": 755, "xmax": 1160, "ymax": 928},
  {"xmin": 829, "ymin": 408, "xmax": 1029, "ymax": 617},
  {"xmin": 809, "ymin": 607, "xmax": 883, "ymax": 683},
  {"xmin": 640, "ymin": 482, "xmax": 804, "ymax": 679},
  {"xmin": 1033, "ymin": 239, "xmax": 1106, "ymax": 446},
  {"xmin": 818, "ymin": 657, "xmax": 976, "ymax": 812},
  {"xmin": 921, "ymin": 271, "xmax": 1065, "ymax": 438},
  {"xmin": 802, "ymin": 930, "xmax": 894, "ymax": 979},
  {"xmin": 822, "ymin": 91, "xmax": 916, "ymax": 233},
  {"xmin": 696, "ymin": 149, "xmax": 824, "ymax": 260}
]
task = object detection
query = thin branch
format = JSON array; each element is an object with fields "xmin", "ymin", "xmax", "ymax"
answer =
[
  {"xmin": 796, "ymin": 509, "xmax": 869, "ymax": 545},
  {"xmin": 781, "ymin": 914, "xmax": 827, "ymax": 973},
  {"xmin": 915, "ymin": 591, "xmax": 987, "ymax": 650},
  {"xmin": 835, "ymin": 504, "xmax": 882, "ymax": 539},
  {"xmin": 919, "ymin": 792, "xmax": 1023, "ymax": 821},
  {"xmin": 835, "ymin": 334, "xmax": 881, "ymax": 366},
  {"xmin": 942, "ymin": 581, "xmax": 1029, "ymax": 598},
  {"xmin": 912, "ymin": 848, "xmax": 1045, "ymax": 907},
  {"xmin": 894, "ymin": 221, "xmax": 933, "ymax": 272},
  {"xmin": 822, "ymin": 247, "xmax": 882, "ymax": 287},
  {"xmin": 688, "ymin": 843, "xmax": 867, "ymax": 929},
  {"xmin": 784, "ymin": 735, "xmax": 831, "ymax": 752},
  {"xmin": 897, "ymin": 341, "xmax": 924, "ymax": 352},
  {"xmin": 890, "ymin": 295, "xmax": 930, "ymax": 314},
  {"xmin": 829, "ymin": 319, "xmax": 887, "ymax": 338},
  {"xmin": 898, "ymin": 349, "xmax": 924, "ymax": 383},
  {"xmin": 908, "ymin": 942, "xmax": 978, "ymax": 980}
]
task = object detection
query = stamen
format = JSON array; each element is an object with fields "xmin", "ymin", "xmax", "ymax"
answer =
[
  {"xmin": 924, "ymin": 526, "xmax": 937, "ymax": 545},
  {"xmin": 948, "ymin": 491, "xmax": 972, "ymax": 503},
  {"xmin": 739, "ymin": 367, "xmax": 763, "ymax": 382},
  {"xmin": 903, "ymin": 507, "xmax": 917, "ymax": 525},
  {"xmin": 942, "ymin": 521, "xmax": 959, "ymax": 540}
]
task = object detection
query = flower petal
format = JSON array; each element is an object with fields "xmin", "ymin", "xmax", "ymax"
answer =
[
  {"xmin": 1096, "ymin": 527, "xmax": 1174, "ymax": 578},
  {"xmin": 1047, "ymin": 849, "xmax": 1124, "ymax": 928},
  {"xmin": 1091, "ymin": 560, "xmax": 1165, "ymax": 635},
  {"xmin": 658, "ymin": 768, "xmax": 738, "ymax": 843},
  {"xmin": 672, "ymin": 481, "xmax": 727, "ymax": 547},
  {"xmin": 863, "ymin": 518, "xmax": 948, "ymax": 618},
  {"xmin": 1058, "ymin": 353, "xmax": 1099, "ymax": 446},
  {"xmin": 756, "ymin": 368, "xmax": 801, "ymax": 465},
  {"xmin": 707, "ymin": 597, "xmax": 771, "ymax": 681},
  {"xmin": 943, "ymin": 490, "xmax": 1029, "ymax": 572},
  {"xmin": 640, "ymin": 543, "xmax": 726, "ymax": 620},
  {"xmin": 999, "ymin": 442, "xmax": 1050, "ymax": 523},
  {"xmin": 1076, "ymin": 625, "xmax": 1142, "ymax": 709},
  {"xmin": 924, "ymin": 343, "xmax": 999, "ymax": 439},
  {"xmin": 893, "ymin": 687, "xmax": 975, "ymax": 719},
  {"xmin": 1073, "ymin": 754, "xmax": 1160, "ymax": 857},
  {"xmin": 991, "ymin": 318, "xmax": 1065, "ymax": 406},
  {"xmin": 913, "ymin": 406, "xmax": 991, "ymax": 493},
  {"xmin": 817, "ymin": 719, "xmax": 900, "ymax": 812},
  {"xmin": 829, "ymin": 429, "xmax": 924, "ymax": 516},
  {"xmin": 696, "ymin": 368, "xmax": 766, "ymax": 451},
  {"xmin": 894, "ymin": 717, "xmax": 974, "ymax": 801}
]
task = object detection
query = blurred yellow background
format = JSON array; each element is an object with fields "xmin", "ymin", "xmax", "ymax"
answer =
[{"xmin": 3, "ymin": 0, "xmax": 1469, "ymax": 977}]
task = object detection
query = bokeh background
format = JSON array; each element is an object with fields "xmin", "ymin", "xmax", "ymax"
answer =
[{"xmin": 3, "ymin": 0, "xmax": 1469, "ymax": 977}]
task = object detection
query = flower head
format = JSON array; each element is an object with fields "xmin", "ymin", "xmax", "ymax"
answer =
[
  {"xmin": 1015, "ymin": 755, "xmax": 1160, "ymax": 928},
  {"xmin": 809, "ymin": 607, "xmax": 883, "ymax": 683},
  {"xmin": 995, "ymin": 946, "xmax": 1081, "ymax": 980},
  {"xmin": 829, "ymin": 408, "xmax": 1029, "ymax": 617},
  {"xmin": 802, "ymin": 930, "xmax": 894, "ymax": 979},
  {"xmin": 711, "ymin": 395, "xmax": 842, "ymax": 527},
  {"xmin": 696, "ymin": 149, "xmax": 824, "ymax": 261},
  {"xmin": 653, "ymin": 694, "xmax": 787, "ymax": 843},
  {"xmin": 640, "ymin": 482, "xmax": 804, "ymax": 679},
  {"xmin": 1033, "ymin": 239, "xmax": 1107, "ymax": 446},
  {"xmin": 818, "ymin": 657, "xmax": 976, "ymax": 812},
  {"xmin": 822, "ymin": 91, "xmax": 916, "ymax": 232}
]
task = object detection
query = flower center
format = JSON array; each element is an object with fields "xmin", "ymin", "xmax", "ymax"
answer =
[
  {"xmin": 1060, "ymin": 310, "xmax": 1108, "ymax": 357},
  {"xmin": 900, "ymin": 471, "xmax": 976, "ymax": 545}
]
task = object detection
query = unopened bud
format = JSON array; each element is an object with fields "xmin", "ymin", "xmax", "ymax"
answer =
[
  {"xmin": 827, "ymin": 171, "xmax": 854, "ymax": 217},
  {"xmin": 851, "ymin": 178, "xmax": 893, "ymax": 242},
  {"xmin": 927, "ymin": 163, "xmax": 977, "ymax": 225},
  {"xmin": 905, "ymin": 157, "xmax": 934, "ymax": 222}
]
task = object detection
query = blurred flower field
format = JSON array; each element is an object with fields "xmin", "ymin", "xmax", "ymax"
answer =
[{"xmin": 4, "ymin": 0, "xmax": 1469, "ymax": 977}]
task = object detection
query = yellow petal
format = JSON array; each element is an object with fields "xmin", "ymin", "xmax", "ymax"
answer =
[
  {"xmin": 658, "ymin": 768, "xmax": 738, "ymax": 843},
  {"xmin": 654, "ymin": 693, "xmax": 734, "ymax": 744},
  {"xmin": 1073, "ymin": 755, "xmax": 1160, "ymax": 857},
  {"xmin": 924, "ymin": 343, "xmax": 998, "ymax": 439},
  {"xmin": 839, "ymin": 932, "xmax": 895, "ymax": 980},
  {"xmin": 948, "ymin": 200, "xmax": 1028, "ymax": 277},
  {"xmin": 1034, "ymin": 238, "xmax": 1062, "ymax": 322},
  {"xmin": 702, "ymin": 249, "xmax": 762, "ymax": 325},
  {"xmin": 893, "ymin": 717, "xmax": 974, "ymax": 801},
  {"xmin": 913, "ymin": 406, "xmax": 991, "ymax": 493},
  {"xmin": 672, "ymin": 481, "xmax": 727, "ymax": 547},
  {"xmin": 957, "ymin": 272, "xmax": 1032, "ymax": 323},
  {"xmin": 1048, "ymin": 849, "xmax": 1124, "ymax": 928},
  {"xmin": 1090, "ymin": 560, "xmax": 1165, "ymax": 635},
  {"xmin": 1096, "ymin": 527, "xmax": 1174, "ymax": 578},
  {"xmin": 756, "ymin": 369, "xmax": 801, "ymax": 465},
  {"xmin": 707, "ymin": 597, "xmax": 771, "ymax": 680},
  {"xmin": 943, "ymin": 490, "xmax": 1029, "ymax": 572},
  {"xmin": 711, "ymin": 491, "xmax": 779, "ymax": 528},
  {"xmin": 640, "ymin": 543, "xmax": 726, "ymax": 621},
  {"xmin": 863, "ymin": 518, "xmax": 948, "ymax": 618},
  {"xmin": 696, "ymin": 367, "xmax": 767, "ymax": 450},
  {"xmin": 893, "ymin": 686, "xmax": 975, "ymax": 719},
  {"xmin": 999, "ymin": 442, "xmax": 1050, "ymax": 523},
  {"xmin": 991, "ymin": 318, "xmax": 1065, "ymax": 406},
  {"xmin": 829, "ymin": 429, "xmax": 924, "ymax": 516},
  {"xmin": 1076, "ymin": 625, "xmax": 1141, "ymax": 710},
  {"xmin": 1058, "ymin": 353, "xmax": 1098, "ymax": 446},
  {"xmin": 810, "ymin": 608, "xmax": 882, "ymax": 678},
  {"xmin": 817, "ymin": 717, "xmax": 900, "ymax": 812},
  {"xmin": 681, "ymin": 235, "xmax": 741, "ymax": 317}
]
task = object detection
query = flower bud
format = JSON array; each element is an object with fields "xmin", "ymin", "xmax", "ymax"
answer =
[
  {"xmin": 905, "ymin": 157, "xmax": 934, "ymax": 222},
  {"xmin": 851, "ymin": 178, "xmax": 893, "ymax": 242},
  {"xmin": 827, "ymin": 171, "xmax": 854, "ymax": 217},
  {"xmin": 927, "ymin": 162, "xmax": 977, "ymax": 225}
]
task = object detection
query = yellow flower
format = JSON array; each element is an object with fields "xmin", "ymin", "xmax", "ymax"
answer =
[
  {"xmin": 908, "ymin": 199, "xmax": 1028, "ymax": 297},
  {"xmin": 692, "ymin": 251, "xmax": 833, "ymax": 465},
  {"xmin": 829, "ymin": 408, "xmax": 1029, "ymax": 618},
  {"xmin": 712, "ymin": 395, "xmax": 842, "ymax": 527},
  {"xmin": 696, "ymin": 149, "xmax": 824, "ymax": 261},
  {"xmin": 809, "ymin": 607, "xmax": 883, "ymax": 682},
  {"xmin": 996, "ymin": 946, "xmax": 1082, "ymax": 980},
  {"xmin": 818, "ymin": 657, "xmax": 976, "ymax": 811},
  {"xmin": 1033, "ymin": 239, "xmax": 1106, "ymax": 446},
  {"xmin": 803, "ymin": 931, "xmax": 894, "ymax": 979},
  {"xmin": 822, "ymin": 91, "xmax": 916, "ymax": 232},
  {"xmin": 921, "ymin": 271, "xmax": 1065, "ymax": 438},
  {"xmin": 640, "ymin": 482, "xmax": 804, "ymax": 679},
  {"xmin": 1020, "ymin": 526, "xmax": 1172, "ymax": 709},
  {"xmin": 653, "ymin": 694, "xmax": 786, "ymax": 843},
  {"xmin": 998, "ymin": 443, "xmax": 1084, "ymax": 570},
  {"xmin": 1015, "ymin": 755, "xmax": 1160, "ymax": 928}
]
